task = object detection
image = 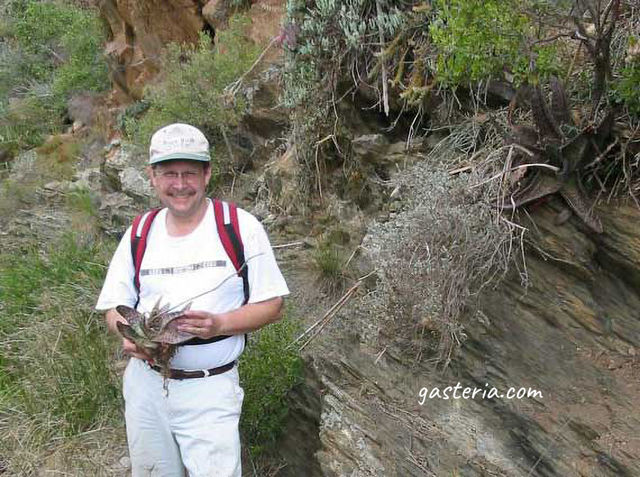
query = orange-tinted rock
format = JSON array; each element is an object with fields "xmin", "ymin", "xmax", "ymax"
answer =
[{"xmin": 99, "ymin": 0, "xmax": 204, "ymax": 99}]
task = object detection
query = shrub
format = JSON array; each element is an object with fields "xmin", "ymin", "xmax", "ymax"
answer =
[
  {"xmin": 238, "ymin": 314, "xmax": 302, "ymax": 456},
  {"xmin": 613, "ymin": 33, "xmax": 640, "ymax": 115},
  {"xmin": 0, "ymin": 1, "xmax": 108, "ymax": 153},
  {"xmin": 312, "ymin": 239, "xmax": 347, "ymax": 295},
  {"xmin": 429, "ymin": 0, "xmax": 563, "ymax": 86},
  {"xmin": 616, "ymin": 61, "xmax": 640, "ymax": 114},
  {"xmin": 124, "ymin": 15, "xmax": 260, "ymax": 183},
  {"xmin": 363, "ymin": 124, "xmax": 514, "ymax": 366}
]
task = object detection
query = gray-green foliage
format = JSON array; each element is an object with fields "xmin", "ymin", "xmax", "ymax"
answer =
[
  {"xmin": 0, "ymin": 1, "xmax": 109, "ymax": 153},
  {"xmin": 284, "ymin": 0, "xmax": 409, "ymax": 195},
  {"xmin": 364, "ymin": 164, "xmax": 512, "ymax": 365}
]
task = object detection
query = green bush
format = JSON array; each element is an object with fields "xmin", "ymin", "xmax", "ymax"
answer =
[
  {"xmin": 0, "ymin": 1, "xmax": 108, "ymax": 153},
  {"xmin": 10, "ymin": 1, "xmax": 108, "ymax": 94},
  {"xmin": 614, "ymin": 52, "xmax": 640, "ymax": 115},
  {"xmin": 430, "ymin": 0, "xmax": 562, "ymax": 86},
  {"xmin": 124, "ymin": 16, "xmax": 260, "ymax": 166},
  {"xmin": 239, "ymin": 314, "xmax": 302, "ymax": 456}
]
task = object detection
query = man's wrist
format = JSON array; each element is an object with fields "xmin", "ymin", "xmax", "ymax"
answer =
[{"xmin": 216, "ymin": 311, "xmax": 232, "ymax": 336}]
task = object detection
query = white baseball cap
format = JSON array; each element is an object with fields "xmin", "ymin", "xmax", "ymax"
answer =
[{"xmin": 148, "ymin": 123, "xmax": 210, "ymax": 165}]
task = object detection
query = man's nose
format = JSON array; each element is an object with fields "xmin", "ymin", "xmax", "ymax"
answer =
[{"xmin": 173, "ymin": 174, "xmax": 190, "ymax": 187}]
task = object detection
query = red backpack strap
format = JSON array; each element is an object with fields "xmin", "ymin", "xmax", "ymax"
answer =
[
  {"xmin": 212, "ymin": 199, "xmax": 249, "ymax": 305},
  {"xmin": 130, "ymin": 208, "xmax": 161, "ymax": 293},
  {"xmin": 184, "ymin": 199, "xmax": 250, "ymax": 347}
]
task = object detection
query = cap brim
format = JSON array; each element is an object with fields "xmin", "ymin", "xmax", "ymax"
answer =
[{"xmin": 149, "ymin": 152, "xmax": 210, "ymax": 164}]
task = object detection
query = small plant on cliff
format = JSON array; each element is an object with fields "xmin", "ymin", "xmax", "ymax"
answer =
[{"xmin": 312, "ymin": 235, "xmax": 349, "ymax": 295}]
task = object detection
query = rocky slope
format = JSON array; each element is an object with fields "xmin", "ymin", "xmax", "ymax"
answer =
[
  {"xmin": 277, "ymin": 194, "xmax": 640, "ymax": 476},
  {"xmin": 12, "ymin": 2, "xmax": 636, "ymax": 475}
]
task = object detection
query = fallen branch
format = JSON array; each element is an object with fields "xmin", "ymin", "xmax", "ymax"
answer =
[
  {"xmin": 470, "ymin": 162, "xmax": 561, "ymax": 189},
  {"xmin": 291, "ymin": 271, "xmax": 375, "ymax": 351},
  {"xmin": 376, "ymin": 0, "xmax": 390, "ymax": 117},
  {"xmin": 272, "ymin": 241, "xmax": 307, "ymax": 250}
]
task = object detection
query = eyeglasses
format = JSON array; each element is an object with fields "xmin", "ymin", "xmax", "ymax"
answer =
[{"xmin": 155, "ymin": 170, "xmax": 203, "ymax": 183}]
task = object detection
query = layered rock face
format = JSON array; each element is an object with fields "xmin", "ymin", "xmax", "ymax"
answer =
[{"xmin": 279, "ymin": 196, "xmax": 640, "ymax": 476}]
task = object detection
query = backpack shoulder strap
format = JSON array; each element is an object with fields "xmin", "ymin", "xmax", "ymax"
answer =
[
  {"xmin": 130, "ymin": 208, "xmax": 161, "ymax": 293},
  {"xmin": 212, "ymin": 199, "xmax": 249, "ymax": 304},
  {"xmin": 183, "ymin": 199, "xmax": 251, "ymax": 347}
]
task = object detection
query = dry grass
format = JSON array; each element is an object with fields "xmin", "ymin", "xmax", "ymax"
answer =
[
  {"xmin": 0, "ymin": 232, "xmax": 124, "ymax": 475},
  {"xmin": 363, "ymin": 120, "xmax": 520, "ymax": 367}
]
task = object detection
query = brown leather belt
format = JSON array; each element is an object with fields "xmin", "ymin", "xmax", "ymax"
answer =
[{"xmin": 149, "ymin": 360, "xmax": 235, "ymax": 380}]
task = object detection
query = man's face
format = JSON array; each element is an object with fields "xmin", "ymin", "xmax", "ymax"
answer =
[{"xmin": 148, "ymin": 160, "xmax": 211, "ymax": 219}]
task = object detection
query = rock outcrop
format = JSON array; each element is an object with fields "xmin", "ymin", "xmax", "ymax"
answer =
[
  {"xmin": 99, "ymin": 0, "xmax": 205, "ymax": 99},
  {"xmin": 277, "ymin": 191, "xmax": 640, "ymax": 476}
]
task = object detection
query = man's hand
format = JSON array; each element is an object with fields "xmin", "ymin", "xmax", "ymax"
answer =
[
  {"xmin": 106, "ymin": 308, "xmax": 153, "ymax": 361},
  {"xmin": 175, "ymin": 297, "xmax": 284, "ymax": 339},
  {"xmin": 122, "ymin": 337, "xmax": 153, "ymax": 361},
  {"xmin": 176, "ymin": 310, "xmax": 224, "ymax": 339}
]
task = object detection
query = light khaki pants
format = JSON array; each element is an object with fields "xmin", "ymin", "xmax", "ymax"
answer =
[{"xmin": 123, "ymin": 358, "xmax": 243, "ymax": 477}]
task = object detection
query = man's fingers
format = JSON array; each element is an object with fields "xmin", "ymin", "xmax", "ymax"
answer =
[
  {"xmin": 175, "ymin": 318, "xmax": 204, "ymax": 327},
  {"xmin": 122, "ymin": 338, "xmax": 151, "ymax": 360},
  {"xmin": 178, "ymin": 324, "xmax": 203, "ymax": 333},
  {"xmin": 181, "ymin": 309, "xmax": 213, "ymax": 319}
]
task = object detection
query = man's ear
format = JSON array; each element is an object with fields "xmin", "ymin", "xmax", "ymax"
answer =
[
  {"xmin": 146, "ymin": 166, "xmax": 156, "ymax": 186},
  {"xmin": 203, "ymin": 164, "xmax": 212, "ymax": 185}
]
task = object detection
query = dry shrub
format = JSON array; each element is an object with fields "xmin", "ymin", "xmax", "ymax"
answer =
[{"xmin": 363, "ymin": 137, "xmax": 517, "ymax": 367}]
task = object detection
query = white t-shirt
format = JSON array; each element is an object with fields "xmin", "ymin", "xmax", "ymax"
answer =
[{"xmin": 95, "ymin": 199, "xmax": 290, "ymax": 370}]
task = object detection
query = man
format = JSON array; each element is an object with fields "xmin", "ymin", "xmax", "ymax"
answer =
[{"xmin": 96, "ymin": 123, "xmax": 289, "ymax": 476}]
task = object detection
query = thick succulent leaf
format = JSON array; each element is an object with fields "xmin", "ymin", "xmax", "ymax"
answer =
[
  {"xmin": 157, "ymin": 301, "xmax": 193, "ymax": 332},
  {"xmin": 149, "ymin": 297, "xmax": 163, "ymax": 317},
  {"xmin": 116, "ymin": 305, "xmax": 143, "ymax": 327},
  {"xmin": 499, "ymin": 171, "xmax": 562, "ymax": 210},
  {"xmin": 116, "ymin": 322, "xmax": 158, "ymax": 349},
  {"xmin": 550, "ymin": 77, "xmax": 572, "ymax": 128},
  {"xmin": 116, "ymin": 322, "xmax": 158, "ymax": 351},
  {"xmin": 152, "ymin": 302, "xmax": 195, "ymax": 344},
  {"xmin": 153, "ymin": 321, "xmax": 195, "ymax": 345},
  {"xmin": 116, "ymin": 321, "xmax": 139, "ymax": 342},
  {"xmin": 559, "ymin": 178, "xmax": 603, "ymax": 233}
]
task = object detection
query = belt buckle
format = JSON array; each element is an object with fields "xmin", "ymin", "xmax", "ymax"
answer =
[{"xmin": 202, "ymin": 368, "xmax": 211, "ymax": 378}]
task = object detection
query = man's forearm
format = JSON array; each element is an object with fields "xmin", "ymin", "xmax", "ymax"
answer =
[
  {"xmin": 218, "ymin": 297, "xmax": 284, "ymax": 335},
  {"xmin": 178, "ymin": 296, "xmax": 285, "ymax": 338}
]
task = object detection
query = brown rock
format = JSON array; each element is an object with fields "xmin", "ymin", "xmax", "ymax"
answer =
[
  {"xmin": 202, "ymin": 0, "xmax": 229, "ymax": 31},
  {"xmin": 99, "ymin": 0, "xmax": 204, "ymax": 99}
]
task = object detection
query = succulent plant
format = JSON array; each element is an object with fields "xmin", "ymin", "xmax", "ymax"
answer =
[{"xmin": 116, "ymin": 298, "xmax": 194, "ymax": 379}]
